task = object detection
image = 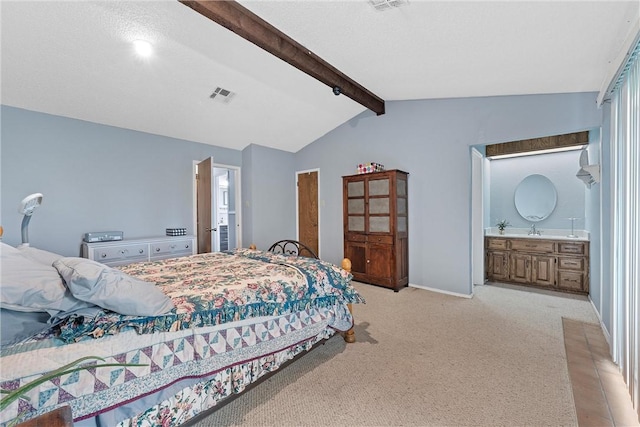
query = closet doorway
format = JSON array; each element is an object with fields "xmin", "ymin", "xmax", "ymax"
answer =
[
  {"xmin": 296, "ymin": 169, "xmax": 320, "ymax": 257},
  {"xmin": 194, "ymin": 158, "xmax": 241, "ymax": 253}
]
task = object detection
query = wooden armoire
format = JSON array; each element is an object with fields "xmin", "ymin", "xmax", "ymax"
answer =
[{"xmin": 342, "ymin": 169, "xmax": 409, "ymax": 291}]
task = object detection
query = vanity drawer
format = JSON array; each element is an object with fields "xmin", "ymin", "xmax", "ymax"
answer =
[
  {"xmin": 509, "ymin": 239, "xmax": 555, "ymax": 253},
  {"xmin": 557, "ymin": 270, "xmax": 586, "ymax": 292},
  {"xmin": 367, "ymin": 235, "xmax": 393, "ymax": 245},
  {"xmin": 558, "ymin": 242, "xmax": 587, "ymax": 256},
  {"xmin": 558, "ymin": 257, "xmax": 585, "ymax": 271},
  {"xmin": 486, "ymin": 238, "xmax": 508, "ymax": 250}
]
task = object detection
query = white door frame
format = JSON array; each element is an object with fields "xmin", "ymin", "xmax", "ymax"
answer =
[
  {"xmin": 471, "ymin": 148, "xmax": 485, "ymax": 289},
  {"xmin": 193, "ymin": 161, "xmax": 242, "ymax": 250}
]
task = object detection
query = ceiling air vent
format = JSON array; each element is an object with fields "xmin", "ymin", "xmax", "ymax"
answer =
[
  {"xmin": 368, "ymin": 0, "xmax": 408, "ymax": 11},
  {"xmin": 210, "ymin": 87, "xmax": 236, "ymax": 104}
]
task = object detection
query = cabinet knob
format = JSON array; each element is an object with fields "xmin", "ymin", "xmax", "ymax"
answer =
[
  {"xmin": 367, "ymin": 259, "xmax": 370, "ymax": 263},
  {"xmin": 156, "ymin": 248, "xmax": 161, "ymax": 252},
  {"xmin": 101, "ymin": 253, "xmax": 107, "ymax": 258},
  {"xmin": 185, "ymin": 244, "xmax": 190, "ymax": 249},
  {"xmin": 139, "ymin": 249, "xmax": 144, "ymax": 254}
]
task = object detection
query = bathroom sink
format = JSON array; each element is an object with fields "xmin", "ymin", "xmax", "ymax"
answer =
[{"xmin": 485, "ymin": 228, "xmax": 589, "ymax": 241}]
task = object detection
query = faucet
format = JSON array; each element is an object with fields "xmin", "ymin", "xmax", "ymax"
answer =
[{"xmin": 528, "ymin": 223, "xmax": 541, "ymax": 236}]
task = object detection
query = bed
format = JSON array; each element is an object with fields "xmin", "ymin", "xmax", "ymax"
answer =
[{"xmin": 0, "ymin": 240, "xmax": 363, "ymax": 426}]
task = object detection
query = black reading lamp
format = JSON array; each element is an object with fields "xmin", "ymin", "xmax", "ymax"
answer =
[{"xmin": 18, "ymin": 193, "xmax": 43, "ymax": 247}]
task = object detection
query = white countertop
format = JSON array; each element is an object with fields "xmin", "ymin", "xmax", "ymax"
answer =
[{"xmin": 484, "ymin": 227, "xmax": 589, "ymax": 241}]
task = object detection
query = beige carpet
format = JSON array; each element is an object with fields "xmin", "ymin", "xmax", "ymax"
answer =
[{"xmin": 193, "ymin": 282, "xmax": 599, "ymax": 426}]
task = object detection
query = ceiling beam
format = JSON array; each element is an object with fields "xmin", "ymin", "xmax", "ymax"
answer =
[{"xmin": 178, "ymin": 0, "xmax": 385, "ymax": 115}]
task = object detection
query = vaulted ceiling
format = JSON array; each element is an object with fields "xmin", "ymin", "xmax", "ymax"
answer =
[{"xmin": 1, "ymin": 1, "xmax": 638, "ymax": 152}]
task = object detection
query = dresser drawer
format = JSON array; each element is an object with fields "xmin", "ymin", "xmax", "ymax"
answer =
[
  {"xmin": 486, "ymin": 238, "xmax": 508, "ymax": 250},
  {"xmin": 509, "ymin": 239, "xmax": 554, "ymax": 253},
  {"xmin": 150, "ymin": 239, "xmax": 194, "ymax": 257},
  {"xmin": 83, "ymin": 236, "xmax": 195, "ymax": 266},
  {"xmin": 345, "ymin": 233, "xmax": 366, "ymax": 242},
  {"xmin": 92, "ymin": 244, "xmax": 148, "ymax": 263},
  {"xmin": 558, "ymin": 257, "xmax": 585, "ymax": 271},
  {"xmin": 558, "ymin": 242, "xmax": 587, "ymax": 256},
  {"xmin": 367, "ymin": 235, "xmax": 393, "ymax": 245}
]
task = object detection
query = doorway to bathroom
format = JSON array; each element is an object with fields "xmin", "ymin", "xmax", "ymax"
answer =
[{"xmin": 193, "ymin": 158, "xmax": 241, "ymax": 253}]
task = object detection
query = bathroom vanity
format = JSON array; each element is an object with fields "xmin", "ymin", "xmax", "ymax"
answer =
[{"xmin": 485, "ymin": 233, "xmax": 589, "ymax": 294}]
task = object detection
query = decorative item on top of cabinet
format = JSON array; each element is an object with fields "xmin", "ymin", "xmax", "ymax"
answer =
[
  {"xmin": 485, "ymin": 236, "xmax": 589, "ymax": 294},
  {"xmin": 343, "ymin": 169, "xmax": 408, "ymax": 292}
]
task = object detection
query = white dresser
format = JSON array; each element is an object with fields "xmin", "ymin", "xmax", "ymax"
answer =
[{"xmin": 82, "ymin": 235, "xmax": 196, "ymax": 267}]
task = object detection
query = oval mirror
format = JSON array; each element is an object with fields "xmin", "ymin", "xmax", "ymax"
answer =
[{"xmin": 514, "ymin": 174, "xmax": 557, "ymax": 222}]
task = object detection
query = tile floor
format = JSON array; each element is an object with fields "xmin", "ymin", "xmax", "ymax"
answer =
[
  {"xmin": 487, "ymin": 282, "xmax": 639, "ymax": 426},
  {"xmin": 563, "ymin": 318, "xmax": 639, "ymax": 427}
]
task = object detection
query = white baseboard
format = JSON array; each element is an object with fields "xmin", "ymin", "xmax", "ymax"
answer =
[
  {"xmin": 589, "ymin": 296, "xmax": 613, "ymax": 348},
  {"xmin": 408, "ymin": 283, "xmax": 473, "ymax": 299}
]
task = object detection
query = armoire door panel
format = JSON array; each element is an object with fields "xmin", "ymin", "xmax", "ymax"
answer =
[
  {"xmin": 345, "ymin": 242, "xmax": 367, "ymax": 276},
  {"xmin": 368, "ymin": 244, "xmax": 393, "ymax": 281},
  {"xmin": 368, "ymin": 178, "xmax": 389, "ymax": 196}
]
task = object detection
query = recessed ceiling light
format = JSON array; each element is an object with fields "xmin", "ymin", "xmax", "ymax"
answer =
[{"xmin": 133, "ymin": 39, "xmax": 153, "ymax": 57}]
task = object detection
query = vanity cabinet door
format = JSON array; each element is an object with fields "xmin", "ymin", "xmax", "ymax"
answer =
[
  {"xmin": 510, "ymin": 253, "xmax": 531, "ymax": 284},
  {"xmin": 531, "ymin": 255, "xmax": 555, "ymax": 287},
  {"xmin": 486, "ymin": 250, "xmax": 509, "ymax": 281}
]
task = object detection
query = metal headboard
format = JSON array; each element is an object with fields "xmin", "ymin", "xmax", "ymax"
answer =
[{"xmin": 267, "ymin": 239, "xmax": 319, "ymax": 259}]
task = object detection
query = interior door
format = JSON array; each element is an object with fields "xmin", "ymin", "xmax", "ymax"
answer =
[
  {"xmin": 297, "ymin": 170, "xmax": 319, "ymax": 256},
  {"xmin": 197, "ymin": 157, "xmax": 214, "ymax": 253}
]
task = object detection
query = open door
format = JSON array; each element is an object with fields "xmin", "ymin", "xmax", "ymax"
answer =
[
  {"xmin": 197, "ymin": 157, "xmax": 214, "ymax": 253},
  {"xmin": 297, "ymin": 169, "xmax": 319, "ymax": 257}
]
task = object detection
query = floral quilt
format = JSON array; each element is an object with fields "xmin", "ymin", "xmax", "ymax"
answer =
[{"xmin": 52, "ymin": 249, "xmax": 363, "ymax": 343}]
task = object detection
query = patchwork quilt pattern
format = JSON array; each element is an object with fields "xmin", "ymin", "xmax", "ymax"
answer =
[
  {"xmin": 50, "ymin": 249, "xmax": 362, "ymax": 343},
  {"xmin": 1, "ymin": 306, "xmax": 345, "ymax": 425}
]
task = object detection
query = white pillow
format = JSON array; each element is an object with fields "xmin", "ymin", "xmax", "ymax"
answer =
[
  {"xmin": 1, "ymin": 243, "xmax": 70, "ymax": 313},
  {"xmin": 53, "ymin": 257, "xmax": 174, "ymax": 316},
  {"xmin": 17, "ymin": 245, "xmax": 63, "ymax": 266}
]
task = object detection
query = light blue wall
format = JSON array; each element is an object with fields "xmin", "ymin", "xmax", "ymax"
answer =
[
  {"xmin": 0, "ymin": 106, "xmax": 241, "ymax": 256},
  {"xmin": 294, "ymin": 92, "xmax": 602, "ymax": 295},
  {"xmin": 489, "ymin": 150, "xmax": 586, "ymax": 230},
  {"xmin": 1, "ymin": 92, "xmax": 604, "ymax": 299},
  {"xmin": 240, "ymin": 144, "xmax": 296, "ymax": 251}
]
